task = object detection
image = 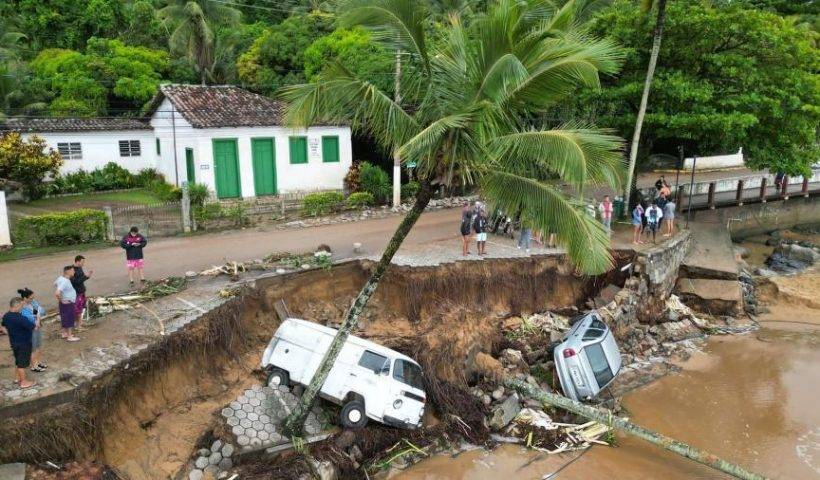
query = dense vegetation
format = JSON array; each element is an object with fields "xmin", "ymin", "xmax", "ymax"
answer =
[{"xmin": 0, "ymin": 0, "xmax": 817, "ymax": 175}]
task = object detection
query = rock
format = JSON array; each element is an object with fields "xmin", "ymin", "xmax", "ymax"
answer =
[
  {"xmin": 491, "ymin": 387, "xmax": 505, "ymax": 401},
  {"xmin": 502, "ymin": 316, "xmax": 523, "ymax": 330},
  {"xmin": 499, "ymin": 349, "xmax": 526, "ymax": 369},
  {"xmin": 309, "ymin": 459, "xmax": 339, "ymax": 480},
  {"xmin": 221, "ymin": 443, "xmax": 234, "ymax": 458},
  {"xmin": 198, "ymin": 448, "xmax": 211, "ymax": 457},
  {"xmin": 211, "ymin": 440, "xmax": 223, "ymax": 453},
  {"xmin": 186, "ymin": 270, "xmax": 198, "ymax": 278},
  {"xmin": 208, "ymin": 452, "xmax": 222, "ymax": 465},
  {"xmin": 203, "ymin": 465, "xmax": 219, "ymax": 480},
  {"xmin": 218, "ymin": 458, "xmax": 233, "ymax": 470},
  {"xmin": 194, "ymin": 456, "xmax": 209, "ymax": 470},
  {"xmin": 189, "ymin": 470, "xmax": 204, "ymax": 480},
  {"xmin": 0, "ymin": 463, "xmax": 26, "ymax": 480},
  {"xmin": 489, "ymin": 393, "xmax": 521, "ymax": 430}
]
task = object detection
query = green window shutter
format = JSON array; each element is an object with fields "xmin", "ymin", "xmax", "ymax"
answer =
[
  {"xmin": 156, "ymin": 138, "xmax": 161, "ymax": 155},
  {"xmin": 322, "ymin": 136, "xmax": 340, "ymax": 163},
  {"xmin": 289, "ymin": 136, "xmax": 308, "ymax": 164}
]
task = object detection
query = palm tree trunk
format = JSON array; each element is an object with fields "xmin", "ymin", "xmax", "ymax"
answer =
[
  {"xmin": 622, "ymin": 0, "xmax": 667, "ymax": 213},
  {"xmin": 283, "ymin": 181, "xmax": 434, "ymax": 436},
  {"xmin": 506, "ymin": 378, "xmax": 768, "ymax": 480}
]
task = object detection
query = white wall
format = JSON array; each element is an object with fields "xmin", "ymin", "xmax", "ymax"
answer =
[
  {"xmin": 683, "ymin": 148, "xmax": 744, "ymax": 170},
  {"xmin": 24, "ymin": 130, "xmax": 158, "ymax": 174},
  {"xmin": 0, "ymin": 192, "xmax": 11, "ymax": 246},
  {"xmin": 150, "ymin": 97, "xmax": 194, "ymax": 185},
  {"xmin": 151, "ymin": 120, "xmax": 353, "ymax": 198}
]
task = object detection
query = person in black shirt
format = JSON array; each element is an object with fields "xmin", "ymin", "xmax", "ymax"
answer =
[
  {"xmin": 71, "ymin": 255, "xmax": 93, "ymax": 330},
  {"xmin": 473, "ymin": 207, "xmax": 489, "ymax": 255},
  {"xmin": 460, "ymin": 204, "xmax": 473, "ymax": 256},
  {"xmin": 1, "ymin": 297, "xmax": 36, "ymax": 389}
]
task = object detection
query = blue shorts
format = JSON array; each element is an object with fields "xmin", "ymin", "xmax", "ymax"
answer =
[{"xmin": 476, "ymin": 232, "xmax": 487, "ymax": 242}]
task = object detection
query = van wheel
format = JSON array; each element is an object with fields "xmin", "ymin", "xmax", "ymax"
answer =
[
  {"xmin": 266, "ymin": 368, "xmax": 289, "ymax": 388},
  {"xmin": 340, "ymin": 400, "xmax": 368, "ymax": 429}
]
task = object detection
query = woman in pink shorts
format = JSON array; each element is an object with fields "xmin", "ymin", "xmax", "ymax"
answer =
[{"xmin": 120, "ymin": 226, "xmax": 148, "ymax": 286}]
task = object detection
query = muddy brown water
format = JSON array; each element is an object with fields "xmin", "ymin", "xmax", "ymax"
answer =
[{"xmin": 395, "ymin": 238, "xmax": 820, "ymax": 480}]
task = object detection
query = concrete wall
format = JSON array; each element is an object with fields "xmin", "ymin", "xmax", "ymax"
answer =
[
  {"xmin": 150, "ymin": 99, "xmax": 353, "ymax": 196},
  {"xmin": 683, "ymin": 148, "xmax": 744, "ymax": 170},
  {"xmin": 691, "ymin": 196, "xmax": 820, "ymax": 238},
  {"xmin": 634, "ymin": 230, "xmax": 693, "ymax": 299},
  {"xmin": 24, "ymin": 130, "xmax": 158, "ymax": 174},
  {"xmin": 0, "ymin": 192, "xmax": 10, "ymax": 246}
]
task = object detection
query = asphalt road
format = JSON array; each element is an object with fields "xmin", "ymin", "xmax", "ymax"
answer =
[{"xmin": 0, "ymin": 208, "xmax": 460, "ymax": 309}]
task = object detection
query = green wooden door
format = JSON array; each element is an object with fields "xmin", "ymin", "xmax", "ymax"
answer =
[
  {"xmin": 185, "ymin": 148, "xmax": 196, "ymax": 185},
  {"xmin": 212, "ymin": 139, "xmax": 240, "ymax": 198},
  {"xmin": 251, "ymin": 138, "xmax": 277, "ymax": 196}
]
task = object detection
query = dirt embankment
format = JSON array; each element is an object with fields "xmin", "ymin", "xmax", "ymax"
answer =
[{"xmin": 1, "ymin": 255, "xmax": 628, "ymax": 479}]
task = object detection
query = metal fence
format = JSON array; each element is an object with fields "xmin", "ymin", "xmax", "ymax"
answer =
[{"xmin": 108, "ymin": 201, "xmax": 184, "ymax": 239}]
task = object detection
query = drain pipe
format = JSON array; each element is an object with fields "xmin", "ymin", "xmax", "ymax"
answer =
[{"xmin": 505, "ymin": 378, "xmax": 768, "ymax": 480}]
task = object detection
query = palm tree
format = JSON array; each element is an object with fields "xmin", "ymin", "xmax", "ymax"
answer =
[
  {"xmin": 280, "ymin": 0, "xmax": 625, "ymax": 435},
  {"xmin": 622, "ymin": 0, "xmax": 668, "ymax": 210},
  {"xmin": 157, "ymin": 0, "xmax": 242, "ymax": 84},
  {"xmin": 0, "ymin": 19, "xmax": 27, "ymax": 119}
]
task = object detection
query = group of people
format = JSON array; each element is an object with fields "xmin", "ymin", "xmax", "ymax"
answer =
[
  {"xmin": 631, "ymin": 177, "xmax": 677, "ymax": 244},
  {"xmin": 1, "ymin": 226, "xmax": 149, "ymax": 390},
  {"xmin": 460, "ymin": 201, "xmax": 490, "ymax": 256}
]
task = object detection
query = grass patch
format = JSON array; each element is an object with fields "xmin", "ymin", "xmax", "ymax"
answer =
[
  {"xmin": 25, "ymin": 188, "xmax": 164, "ymax": 209},
  {"xmin": 0, "ymin": 241, "xmax": 112, "ymax": 263}
]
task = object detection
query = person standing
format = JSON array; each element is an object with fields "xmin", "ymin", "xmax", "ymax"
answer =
[
  {"xmin": 655, "ymin": 192, "xmax": 668, "ymax": 232},
  {"xmin": 18, "ymin": 288, "xmax": 47, "ymax": 373},
  {"xmin": 645, "ymin": 202, "xmax": 664, "ymax": 244},
  {"xmin": 121, "ymin": 227, "xmax": 148, "ymax": 286},
  {"xmin": 55, "ymin": 265, "xmax": 80, "ymax": 342},
  {"xmin": 473, "ymin": 207, "xmax": 488, "ymax": 256},
  {"xmin": 632, "ymin": 203, "xmax": 645, "ymax": 244},
  {"xmin": 460, "ymin": 204, "xmax": 473, "ymax": 256},
  {"xmin": 664, "ymin": 197, "xmax": 677, "ymax": 237},
  {"xmin": 71, "ymin": 255, "xmax": 92, "ymax": 331},
  {"xmin": 518, "ymin": 222, "xmax": 532, "ymax": 253},
  {"xmin": 598, "ymin": 195, "xmax": 614, "ymax": 234},
  {"xmin": 1, "ymin": 297, "xmax": 36, "ymax": 388}
]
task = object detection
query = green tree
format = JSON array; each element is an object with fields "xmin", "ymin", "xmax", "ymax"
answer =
[
  {"xmin": 29, "ymin": 38, "xmax": 170, "ymax": 116},
  {"xmin": 158, "ymin": 0, "xmax": 242, "ymax": 85},
  {"xmin": 0, "ymin": 132, "xmax": 63, "ymax": 199},
  {"xmin": 303, "ymin": 27, "xmax": 395, "ymax": 92},
  {"xmin": 280, "ymin": 0, "xmax": 625, "ymax": 434},
  {"xmin": 236, "ymin": 13, "xmax": 333, "ymax": 94},
  {"xmin": 588, "ymin": 0, "xmax": 820, "ymax": 176}
]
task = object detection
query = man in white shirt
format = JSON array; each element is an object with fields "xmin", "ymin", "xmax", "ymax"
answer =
[
  {"xmin": 54, "ymin": 265, "xmax": 80, "ymax": 342},
  {"xmin": 644, "ymin": 202, "xmax": 664, "ymax": 244}
]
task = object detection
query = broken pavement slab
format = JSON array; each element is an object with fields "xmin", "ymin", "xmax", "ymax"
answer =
[
  {"xmin": 681, "ymin": 223, "xmax": 739, "ymax": 280},
  {"xmin": 674, "ymin": 278, "xmax": 743, "ymax": 316}
]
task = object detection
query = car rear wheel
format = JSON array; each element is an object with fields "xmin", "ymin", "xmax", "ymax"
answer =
[
  {"xmin": 340, "ymin": 400, "xmax": 368, "ymax": 429},
  {"xmin": 266, "ymin": 368, "xmax": 289, "ymax": 388}
]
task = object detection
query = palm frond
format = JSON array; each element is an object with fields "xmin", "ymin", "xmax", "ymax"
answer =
[
  {"xmin": 338, "ymin": 0, "xmax": 430, "ymax": 72},
  {"xmin": 491, "ymin": 126, "xmax": 625, "ymax": 189},
  {"xmin": 482, "ymin": 170, "xmax": 613, "ymax": 274}
]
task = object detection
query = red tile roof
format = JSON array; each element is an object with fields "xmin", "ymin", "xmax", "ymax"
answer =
[
  {"xmin": 3, "ymin": 117, "xmax": 151, "ymax": 133},
  {"xmin": 148, "ymin": 84, "xmax": 285, "ymax": 128}
]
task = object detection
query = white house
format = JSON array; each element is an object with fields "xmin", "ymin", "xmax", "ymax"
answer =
[{"xmin": 3, "ymin": 84, "xmax": 353, "ymax": 199}]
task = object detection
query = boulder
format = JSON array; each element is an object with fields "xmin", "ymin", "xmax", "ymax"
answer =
[{"xmin": 489, "ymin": 393, "xmax": 521, "ymax": 430}]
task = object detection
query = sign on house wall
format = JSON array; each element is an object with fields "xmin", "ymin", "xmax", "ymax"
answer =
[{"xmin": 308, "ymin": 137, "xmax": 321, "ymax": 161}]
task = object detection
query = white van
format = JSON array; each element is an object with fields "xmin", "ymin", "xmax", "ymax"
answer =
[{"xmin": 261, "ymin": 318, "xmax": 427, "ymax": 430}]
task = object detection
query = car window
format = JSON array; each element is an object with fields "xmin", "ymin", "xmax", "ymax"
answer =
[
  {"xmin": 585, "ymin": 343, "xmax": 614, "ymax": 388},
  {"xmin": 393, "ymin": 359, "xmax": 425, "ymax": 390},
  {"xmin": 358, "ymin": 350, "xmax": 389, "ymax": 374},
  {"xmin": 582, "ymin": 328, "xmax": 605, "ymax": 341},
  {"xmin": 590, "ymin": 318, "xmax": 607, "ymax": 330}
]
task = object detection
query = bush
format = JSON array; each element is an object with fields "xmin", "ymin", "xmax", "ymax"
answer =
[
  {"xmin": 302, "ymin": 191, "xmax": 345, "ymax": 216},
  {"xmin": 15, "ymin": 209, "xmax": 108, "ymax": 246},
  {"xmin": 0, "ymin": 133, "xmax": 63, "ymax": 200},
  {"xmin": 359, "ymin": 162, "xmax": 390, "ymax": 203},
  {"xmin": 187, "ymin": 183, "xmax": 210, "ymax": 206},
  {"xmin": 401, "ymin": 181, "xmax": 420, "ymax": 201},
  {"xmin": 344, "ymin": 162, "xmax": 362, "ymax": 192},
  {"xmin": 193, "ymin": 203, "xmax": 223, "ymax": 229},
  {"xmin": 44, "ymin": 164, "xmax": 165, "ymax": 195},
  {"xmin": 346, "ymin": 191, "xmax": 374, "ymax": 208},
  {"xmin": 149, "ymin": 180, "xmax": 182, "ymax": 202}
]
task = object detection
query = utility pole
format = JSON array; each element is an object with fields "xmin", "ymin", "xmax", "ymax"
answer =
[
  {"xmin": 171, "ymin": 104, "xmax": 180, "ymax": 187},
  {"xmin": 685, "ymin": 154, "xmax": 696, "ymax": 229},
  {"xmin": 391, "ymin": 49, "xmax": 402, "ymax": 208}
]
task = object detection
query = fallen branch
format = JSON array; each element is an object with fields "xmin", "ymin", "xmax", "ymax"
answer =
[{"xmin": 505, "ymin": 378, "xmax": 768, "ymax": 480}]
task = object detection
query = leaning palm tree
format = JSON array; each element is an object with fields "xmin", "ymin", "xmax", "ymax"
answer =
[
  {"xmin": 622, "ymin": 0, "xmax": 668, "ymax": 209},
  {"xmin": 281, "ymin": 0, "xmax": 625, "ymax": 434},
  {"xmin": 157, "ymin": 0, "xmax": 241, "ymax": 84}
]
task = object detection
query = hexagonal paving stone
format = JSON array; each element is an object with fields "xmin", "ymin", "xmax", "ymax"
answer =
[
  {"xmin": 251, "ymin": 420, "xmax": 263, "ymax": 430},
  {"xmin": 250, "ymin": 437, "xmax": 262, "ymax": 447},
  {"xmin": 240, "ymin": 418, "xmax": 252, "ymax": 428},
  {"xmin": 221, "ymin": 408, "xmax": 234, "ymax": 418},
  {"xmin": 230, "ymin": 401, "xmax": 242, "ymax": 411},
  {"xmin": 262, "ymin": 387, "xmax": 273, "ymax": 394},
  {"xmin": 259, "ymin": 414, "xmax": 271, "ymax": 423},
  {"xmin": 222, "ymin": 444, "xmax": 235, "ymax": 458},
  {"xmin": 242, "ymin": 403, "xmax": 254, "ymax": 413},
  {"xmin": 246, "ymin": 428, "xmax": 258, "ymax": 439},
  {"xmin": 249, "ymin": 397, "xmax": 262, "ymax": 407},
  {"xmin": 270, "ymin": 433, "xmax": 285, "ymax": 444},
  {"xmin": 226, "ymin": 416, "xmax": 239, "ymax": 427},
  {"xmin": 235, "ymin": 409, "xmax": 247, "ymax": 420},
  {"xmin": 237, "ymin": 435, "xmax": 250, "ymax": 447},
  {"xmin": 231, "ymin": 425, "xmax": 245, "ymax": 437},
  {"xmin": 258, "ymin": 431, "xmax": 270, "ymax": 441},
  {"xmin": 247, "ymin": 412, "xmax": 259, "ymax": 421}
]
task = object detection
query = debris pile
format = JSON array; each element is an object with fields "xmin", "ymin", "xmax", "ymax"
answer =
[{"xmin": 88, "ymin": 276, "xmax": 188, "ymax": 316}]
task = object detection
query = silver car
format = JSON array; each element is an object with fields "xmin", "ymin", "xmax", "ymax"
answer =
[{"xmin": 553, "ymin": 312, "xmax": 622, "ymax": 401}]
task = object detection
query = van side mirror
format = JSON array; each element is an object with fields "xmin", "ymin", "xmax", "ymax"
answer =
[{"xmin": 380, "ymin": 364, "xmax": 390, "ymax": 375}]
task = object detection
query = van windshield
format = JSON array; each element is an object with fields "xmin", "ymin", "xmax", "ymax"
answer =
[{"xmin": 393, "ymin": 360, "xmax": 424, "ymax": 391}]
